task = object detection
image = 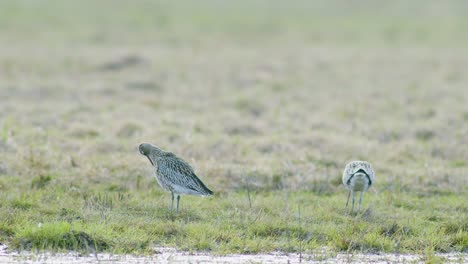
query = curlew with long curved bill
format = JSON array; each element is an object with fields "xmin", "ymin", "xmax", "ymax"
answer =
[
  {"xmin": 139, "ymin": 143, "xmax": 213, "ymax": 212},
  {"xmin": 342, "ymin": 160, "xmax": 375, "ymax": 213}
]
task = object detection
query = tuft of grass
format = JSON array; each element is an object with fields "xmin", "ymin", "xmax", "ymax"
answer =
[
  {"xmin": 13, "ymin": 222, "xmax": 108, "ymax": 252},
  {"xmin": 117, "ymin": 123, "xmax": 143, "ymax": 138},
  {"xmin": 10, "ymin": 199, "xmax": 35, "ymax": 210},
  {"xmin": 415, "ymin": 130, "xmax": 436, "ymax": 141},
  {"xmin": 31, "ymin": 175, "xmax": 52, "ymax": 189}
]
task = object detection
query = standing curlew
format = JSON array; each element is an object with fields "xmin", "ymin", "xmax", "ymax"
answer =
[
  {"xmin": 139, "ymin": 143, "xmax": 213, "ymax": 212},
  {"xmin": 342, "ymin": 161, "xmax": 375, "ymax": 213}
]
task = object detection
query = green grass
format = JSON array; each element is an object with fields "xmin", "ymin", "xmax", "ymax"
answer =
[
  {"xmin": 0, "ymin": 188, "xmax": 466, "ymax": 254},
  {"xmin": 0, "ymin": 0, "xmax": 467, "ymax": 256}
]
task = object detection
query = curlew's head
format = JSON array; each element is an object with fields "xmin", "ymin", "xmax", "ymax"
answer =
[{"xmin": 139, "ymin": 143, "xmax": 164, "ymax": 166}]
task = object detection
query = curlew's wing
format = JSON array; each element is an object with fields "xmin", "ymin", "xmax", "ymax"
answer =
[
  {"xmin": 342, "ymin": 161, "xmax": 375, "ymax": 186},
  {"xmin": 157, "ymin": 153, "xmax": 213, "ymax": 196}
]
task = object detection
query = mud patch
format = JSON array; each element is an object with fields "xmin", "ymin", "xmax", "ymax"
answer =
[{"xmin": 0, "ymin": 246, "xmax": 466, "ymax": 264}]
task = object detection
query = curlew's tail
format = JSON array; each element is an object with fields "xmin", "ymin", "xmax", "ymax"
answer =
[
  {"xmin": 191, "ymin": 174, "xmax": 213, "ymax": 196},
  {"xmin": 199, "ymin": 185, "xmax": 214, "ymax": 197}
]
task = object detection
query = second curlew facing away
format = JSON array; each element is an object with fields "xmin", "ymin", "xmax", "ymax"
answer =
[
  {"xmin": 342, "ymin": 160, "xmax": 375, "ymax": 213},
  {"xmin": 139, "ymin": 143, "xmax": 213, "ymax": 212}
]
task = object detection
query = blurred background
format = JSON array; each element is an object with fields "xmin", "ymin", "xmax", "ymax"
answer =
[{"xmin": 0, "ymin": 0, "xmax": 467, "ymax": 193}]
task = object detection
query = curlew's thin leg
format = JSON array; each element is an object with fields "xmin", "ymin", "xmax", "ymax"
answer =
[
  {"xmin": 176, "ymin": 195, "xmax": 180, "ymax": 213},
  {"xmin": 351, "ymin": 190, "xmax": 355, "ymax": 213},
  {"xmin": 345, "ymin": 190, "xmax": 351, "ymax": 207},
  {"xmin": 358, "ymin": 191, "xmax": 363, "ymax": 212},
  {"xmin": 171, "ymin": 192, "xmax": 174, "ymax": 212}
]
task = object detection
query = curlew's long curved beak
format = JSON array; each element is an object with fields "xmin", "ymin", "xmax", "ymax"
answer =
[
  {"xmin": 147, "ymin": 156, "xmax": 154, "ymax": 166},
  {"xmin": 142, "ymin": 153, "xmax": 155, "ymax": 166}
]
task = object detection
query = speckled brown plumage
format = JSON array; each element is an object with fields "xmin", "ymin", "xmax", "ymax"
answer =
[
  {"xmin": 139, "ymin": 143, "xmax": 213, "ymax": 212},
  {"xmin": 342, "ymin": 161, "xmax": 375, "ymax": 213}
]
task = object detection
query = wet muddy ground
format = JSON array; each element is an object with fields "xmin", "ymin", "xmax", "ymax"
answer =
[{"xmin": 1, "ymin": 246, "xmax": 466, "ymax": 264}]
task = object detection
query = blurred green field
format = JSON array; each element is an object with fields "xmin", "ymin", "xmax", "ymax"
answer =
[{"xmin": 0, "ymin": 0, "xmax": 467, "ymax": 257}]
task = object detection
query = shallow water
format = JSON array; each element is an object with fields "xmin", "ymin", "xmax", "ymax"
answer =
[{"xmin": 0, "ymin": 246, "xmax": 466, "ymax": 264}]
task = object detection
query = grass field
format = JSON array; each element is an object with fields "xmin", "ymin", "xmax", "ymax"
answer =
[{"xmin": 0, "ymin": 0, "xmax": 467, "ymax": 259}]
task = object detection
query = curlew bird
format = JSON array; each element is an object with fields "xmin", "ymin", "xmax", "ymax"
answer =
[
  {"xmin": 139, "ymin": 143, "xmax": 213, "ymax": 212},
  {"xmin": 342, "ymin": 161, "xmax": 375, "ymax": 213}
]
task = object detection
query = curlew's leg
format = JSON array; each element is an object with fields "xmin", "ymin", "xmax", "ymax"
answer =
[
  {"xmin": 171, "ymin": 192, "xmax": 174, "ymax": 212},
  {"xmin": 358, "ymin": 191, "xmax": 363, "ymax": 212},
  {"xmin": 345, "ymin": 190, "xmax": 351, "ymax": 207},
  {"xmin": 351, "ymin": 190, "xmax": 355, "ymax": 213},
  {"xmin": 176, "ymin": 195, "xmax": 180, "ymax": 213}
]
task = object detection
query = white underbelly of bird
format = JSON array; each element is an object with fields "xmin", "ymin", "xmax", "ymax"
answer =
[{"xmin": 155, "ymin": 171, "xmax": 210, "ymax": 196}]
